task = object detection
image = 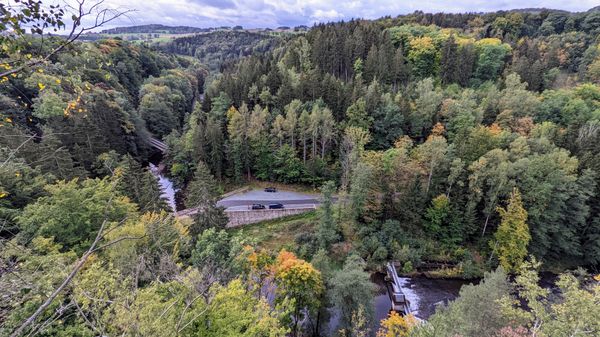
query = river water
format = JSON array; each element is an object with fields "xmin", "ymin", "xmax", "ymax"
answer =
[
  {"xmin": 148, "ymin": 162, "xmax": 177, "ymax": 211},
  {"xmin": 371, "ymin": 273, "xmax": 474, "ymax": 320}
]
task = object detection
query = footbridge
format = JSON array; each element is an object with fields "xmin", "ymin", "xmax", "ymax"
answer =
[{"xmin": 149, "ymin": 137, "xmax": 168, "ymax": 153}]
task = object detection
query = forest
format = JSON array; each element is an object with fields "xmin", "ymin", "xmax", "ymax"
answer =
[
  {"xmin": 159, "ymin": 30, "xmax": 285, "ymax": 73},
  {"xmin": 1, "ymin": 1, "xmax": 600, "ymax": 336}
]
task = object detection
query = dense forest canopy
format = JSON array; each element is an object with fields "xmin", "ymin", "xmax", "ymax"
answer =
[
  {"xmin": 158, "ymin": 30, "xmax": 285, "ymax": 73},
  {"xmin": 166, "ymin": 7, "xmax": 600, "ymax": 267},
  {"xmin": 1, "ymin": 1, "xmax": 600, "ymax": 336}
]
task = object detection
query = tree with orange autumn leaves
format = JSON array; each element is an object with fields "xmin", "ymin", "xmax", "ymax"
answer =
[
  {"xmin": 238, "ymin": 245, "xmax": 275, "ymax": 297},
  {"xmin": 236, "ymin": 247, "xmax": 324, "ymax": 336}
]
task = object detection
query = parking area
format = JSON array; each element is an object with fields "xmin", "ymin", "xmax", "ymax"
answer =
[{"xmin": 217, "ymin": 188, "xmax": 320, "ymax": 210}]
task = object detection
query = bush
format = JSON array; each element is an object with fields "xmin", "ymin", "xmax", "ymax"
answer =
[{"xmin": 294, "ymin": 232, "xmax": 318, "ymax": 259}]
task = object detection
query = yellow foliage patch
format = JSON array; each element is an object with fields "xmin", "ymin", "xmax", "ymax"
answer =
[{"xmin": 377, "ymin": 311, "xmax": 418, "ymax": 337}]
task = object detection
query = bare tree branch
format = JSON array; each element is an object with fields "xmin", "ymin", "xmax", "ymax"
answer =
[
  {"xmin": 9, "ymin": 219, "xmax": 108, "ymax": 337},
  {"xmin": 0, "ymin": 134, "xmax": 36, "ymax": 169},
  {"xmin": 1, "ymin": 0, "xmax": 135, "ymax": 78}
]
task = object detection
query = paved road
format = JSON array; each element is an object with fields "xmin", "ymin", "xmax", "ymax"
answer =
[{"xmin": 217, "ymin": 189, "xmax": 320, "ymax": 210}]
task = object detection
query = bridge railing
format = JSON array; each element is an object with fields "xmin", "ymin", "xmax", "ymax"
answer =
[{"xmin": 149, "ymin": 137, "xmax": 168, "ymax": 152}]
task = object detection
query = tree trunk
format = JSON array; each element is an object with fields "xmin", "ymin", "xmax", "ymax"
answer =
[
  {"xmin": 426, "ymin": 161, "xmax": 434, "ymax": 194},
  {"xmin": 303, "ymin": 138, "xmax": 307, "ymax": 164},
  {"xmin": 481, "ymin": 212, "xmax": 491, "ymax": 237}
]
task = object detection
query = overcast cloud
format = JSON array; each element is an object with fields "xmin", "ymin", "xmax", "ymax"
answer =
[{"xmin": 83, "ymin": 0, "xmax": 599, "ymax": 29}]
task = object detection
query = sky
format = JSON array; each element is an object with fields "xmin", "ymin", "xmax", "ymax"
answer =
[{"xmin": 73, "ymin": 0, "xmax": 599, "ymax": 30}]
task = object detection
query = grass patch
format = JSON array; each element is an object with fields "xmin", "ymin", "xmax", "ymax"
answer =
[{"xmin": 228, "ymin": 211, "xmax": 317, "ymax": 251}]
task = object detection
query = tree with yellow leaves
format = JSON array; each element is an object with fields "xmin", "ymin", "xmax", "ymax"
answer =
[
  {"xmin": 408, "ymin": 36, "xmax": 439, "ymax": 78},
  {"xmin": 492, "ymin": 188, "xmax": 530, "ymax": 272},
  {"xmin": 274, "ymin": 250, "xmax": 324, "ymax": 337},
  {"xmin": 377, "ymin": 311, "xmax": 418, "ymax": 337}
]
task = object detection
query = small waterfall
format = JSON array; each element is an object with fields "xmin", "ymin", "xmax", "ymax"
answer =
[
  {"xmin": 149, "ymin": 163, "xmax": 177, "ymax": 211},
  {"xmin": 396, "ymin": 277, "xmax": 422, "ymax": 318}
]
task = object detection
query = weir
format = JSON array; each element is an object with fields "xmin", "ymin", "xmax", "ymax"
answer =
[{"xmin": 385, "ymin": 262, "xmax": 412, "ymax": 315}]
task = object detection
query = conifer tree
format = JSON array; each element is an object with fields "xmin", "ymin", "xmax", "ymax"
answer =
[
  {"xmin": 440, "ymin": 35, "xmax": 459, "ymax": 85},
  {"xmin": 186, "ymin": 161, "xmax": 228, "ymax": 238},
  {"xmin": 116, "ymin": 155, "xmax": 169, "ymax": 213},
  {"xmin": 185, "ymin": 161, "xmax": 221, "ymax": 209}
]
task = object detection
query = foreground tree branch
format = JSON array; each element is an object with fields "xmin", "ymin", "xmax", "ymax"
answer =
[
  {"xmin": 9, "ymin": 187, "xmax": 143, "ymax": 336},
  {"xmin": 9, "ymin": 219, "xmax": 108, "ymax": 337},
  {"xmin": 0, "ymin": 0, "xmax": 135, "ymax": 79}
]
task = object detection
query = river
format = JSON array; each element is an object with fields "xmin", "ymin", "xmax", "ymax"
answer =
[
  {"xmin": 372, "ymin": 273, "xmax": 474, "ymax": 320},
  {"xmin": 148, "ymin": 159, "xmax": 177, "ymax": 211}
]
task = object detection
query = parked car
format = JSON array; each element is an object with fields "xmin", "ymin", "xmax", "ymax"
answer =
[
  {"xmin": 264, "ymin": 187, "xmax": 277, "ymax": 192},
  {"xmin": 268, "ymin": 203, "xmax": 284, "ymax": 209},
  {"xmin": 251, "ymin": 204, "xmax": 266, "ymax": 210}
]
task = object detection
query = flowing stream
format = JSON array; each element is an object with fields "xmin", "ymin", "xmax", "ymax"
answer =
[{"xmin": 148, "ymin": 160, "xmax": 177, "ymax": 211}]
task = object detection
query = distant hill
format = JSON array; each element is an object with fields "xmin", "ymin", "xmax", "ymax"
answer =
[
  {"xmin": 158, "ymin": 30, "xmax": 282, "ymax": 73},
  {"xmin": 506, "ymin": 8, "xmax": 570, "ymax": 14},
  {"xmin": 100, "ymin": 24, "xmax": 211, "ymax": 34}
]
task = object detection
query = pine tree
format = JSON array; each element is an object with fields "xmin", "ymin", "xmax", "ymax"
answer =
[
  {"xmin": 457, "ymin": 43, "xmax": 476, "ymax": 86},
  {"xmin": 492, "ymin": 188, "xmax": 530, "ymax": 272},
  {"xmin": 364, "ymin": 45, "xmax": 379, "ymax": 82},
  {"xmin": 392, "ymin": 47, "xmax": 409, "ymax": 89},
  {"xmin": 116, "ymin": 155, "xmax": 169, "ymax": 213},
  {"xmin": 185, "ymin": 161, "xmax": 221, "ymax": 209},
  {"xmin": 186, "ymin": 161, "xmax": 228, "ymax": 239},
  {"xmin": 440, "ymin": 35, "xmax": 459, "ymax": 85},
  {"xmin": 205, "ymin": 116, "xmax": 224, "ymax": 180}
]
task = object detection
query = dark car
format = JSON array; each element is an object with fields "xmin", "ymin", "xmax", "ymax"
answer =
[
  {"xmin": 264, "ymin": 187, "xmax": 277, "ymax": 193},
  {"xmin": 268, "ymin": 203, "xmax": 284, "ymax": 209},
  {"xmin": 251, "ymin": 204, "xmax": 266, "ymax": 210}
]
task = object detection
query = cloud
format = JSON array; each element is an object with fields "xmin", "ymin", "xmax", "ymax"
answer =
[
  {"xmin": 311, "ymin": 9, "xmax": 344, "ymax": 22},
  {"xmin": 73, "ymin": 0, "xmax": 600, "ymax": 30},
  {"xmin": 190, "ymin": 0, "xmax": 237, "ymax": 9}
]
